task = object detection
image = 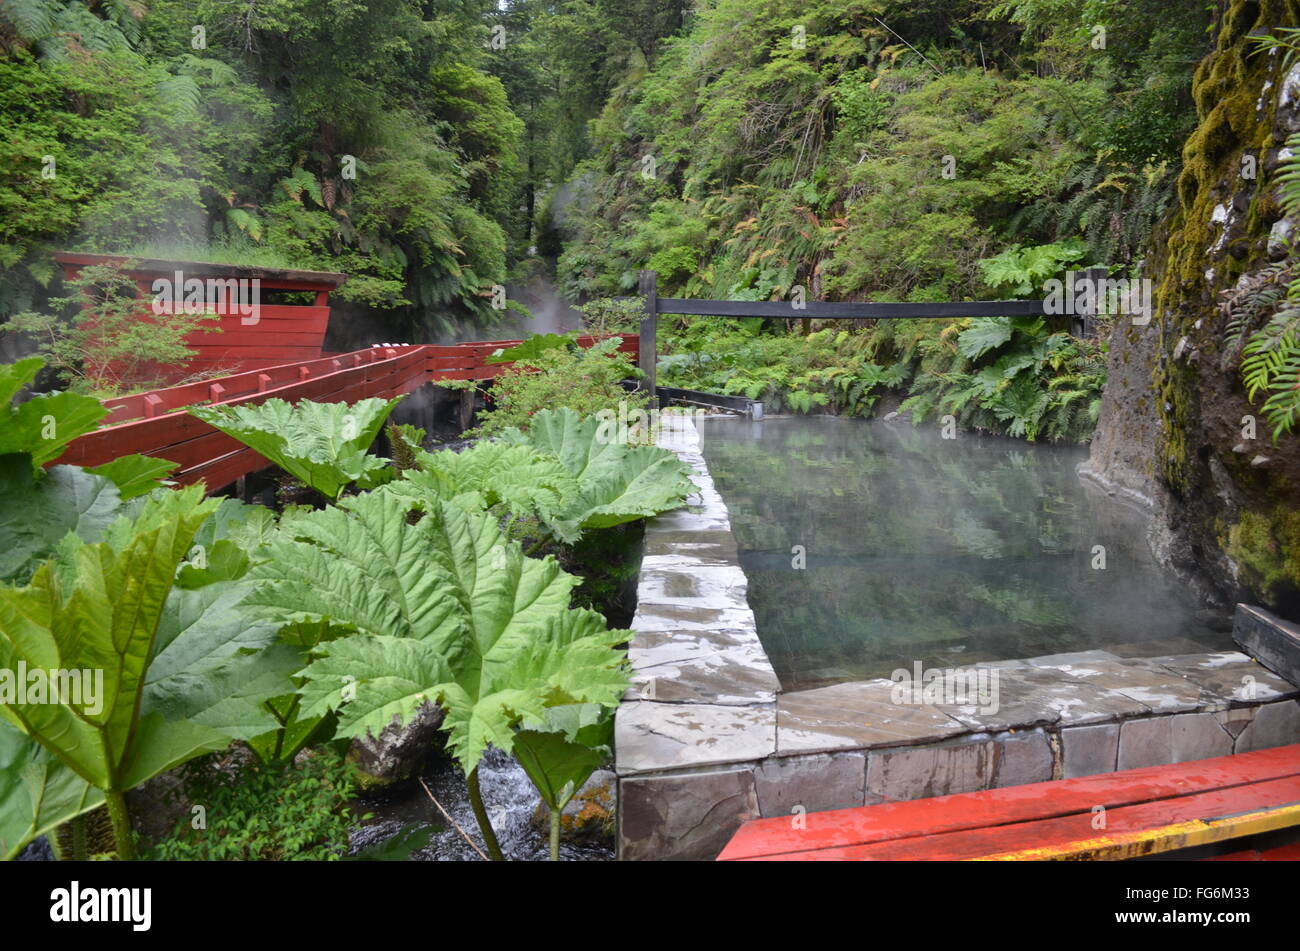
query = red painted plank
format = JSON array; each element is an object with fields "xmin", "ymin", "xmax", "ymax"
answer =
[
  {"xmin": 746, "ymin": 774, "xmax": 1300, "ymax": 861},
  {"xmin": 187, "ymin": 345, "xmax": 326, "ymax": 360},
  {"xmin": 175, "ymin": 446, "xmax": 269, "ymax": 491},
  {"xmin": 718, "ymin": 745, "xmax": 1300, "ymax": 861},
  {"xmin": 189, "ymin": 334, "xmax": 324, "ymax": 350}
]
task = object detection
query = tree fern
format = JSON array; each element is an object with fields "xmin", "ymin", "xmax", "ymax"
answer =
[{"xmin": 0, "ymin": 0, "xmax": 57, "ymax": 42}]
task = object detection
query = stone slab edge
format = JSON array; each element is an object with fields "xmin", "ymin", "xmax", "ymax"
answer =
[
  {"xmin": 1234, "ymin": 602, "xmax": 1300, "ymax": 687},
  {"xmin": 616, "ymin": 412, "xmax": 780, "ymax": 776}
]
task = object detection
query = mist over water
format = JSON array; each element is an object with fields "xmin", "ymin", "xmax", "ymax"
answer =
[
  {"xmin": 499, "ymin": 276, "xmax": 582, "ymax": 337},
  {"xmin": 699, "ymin": 416, "xmax": 1234, "ymax": 691}
]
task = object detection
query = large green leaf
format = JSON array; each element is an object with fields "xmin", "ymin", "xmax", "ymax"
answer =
[
  {"xmin": 485, "ymin": 332, "xmax": 575, "ymax": 364},
  {"xmin": 385, "ymin": 441, "xmax": 580, "ymax": 536},
  {"xmin": 146, "ymin": 510, "xmax": 324, "ymax": 760},
  {"xmin": 189, "ymin": 397, "xmax": 402, "ymax": 500},
  {"xmin": 85, "ymin": 454, "xmax": 179, "ymax": 500},
  {"xmin": 513, "ymin": 704, "xmax": 614, "ymax": 812},
  {"xmin": 0, "ymin": 486, "xmax": 229, "ymax": 791},
  {"xmin": 956, "ymin": 317, "xmax": 1015, "ymax": 361},
  {"xmin": 173, "ymin": 496, "xmax": 276, "ymax": 588},
  {"xmin": 0, "ymin": 456, "xmax": 125, "ymax": 585},
  {"xmin": 0, "ymin": 721, "xmax": 103, "ymax": 861},
  {"xmin": 497, "ymin": 408, "xmax": 694, "ymax": 536},
  {"xmin": 246, "ymin": 491, "xmax": 629, "ymax": 774},
  {"xmin": 0, "ymin": 358, "xmax": 107, "ymax": 468}
]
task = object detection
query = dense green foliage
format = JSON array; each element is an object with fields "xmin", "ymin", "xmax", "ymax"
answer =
[
  {"xmin": 146, "ymin": 747, "xmax": 360, "ymax": 861},
  {"xmin": 555, "ymin": 0, "xmax": 1205, "ymax": 303},
  {"xmin": 465, "ymin": 334, "xmax": 646, "ymax": 438},
  {"xmin": 534, "ymin": 0, "xmax": 1209, "ymax": 441},
  {"xmin": 0, "ymin": 358, "xmax": 692, "ymax": 861},
  {"xmin": 0, "ymin": 0, "xmax": 524, "ymax": 339},
  {"xmin": 5, "ymin": 262, "xmax": 213, "ymax": 394},
  {"xmin": 1225, "ymin": 126, "xmax": 1300, "ymax": 440},
  {"xmin": 1, "ymin": 0, "xmax": 1213, "ymax": 441},
  {"xmin": 190, "ymin": 396, "xmax": 402, "ymax": 500}
]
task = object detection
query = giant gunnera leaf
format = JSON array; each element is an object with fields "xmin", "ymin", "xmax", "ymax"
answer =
[
  {"xmin": 0, "ymin": 721, "xmax": 103, "ymax": 861},
  {"xmin": 0, "ymin": 486, "xmax": 279, "ymax": 858},
  {"xmin": 498, "ymin": 407, "xmax": 694, "ymax": 537},
  {"xmin": 243, "ymin": 491, "xmax": 629, "ymax": 775},
  {"xmin": 0, "ymin": 455, "xmax": 124, "ymax": 585},
  {"xmin": 0, "ymin": 357, "xmax": 106, "ymax": 469},
  {"xmin": 189, "ymin": 396, "xmax": 402, "ymax": 500},
  {"xmin": 381, "ymin": 440, "xmax": 581, "ymax": 537}
]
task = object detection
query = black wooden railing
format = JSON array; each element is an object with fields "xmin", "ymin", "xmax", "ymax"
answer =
[{"xmin": 629, "ymin": 266, "xmax": 1108, "ymax": 401}]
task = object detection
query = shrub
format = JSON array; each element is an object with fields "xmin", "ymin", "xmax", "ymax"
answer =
[
  {"xmin": 3, "ymin": 262, "xmax": 214, "ymax": 395},
  {"xmin": 468, "ymin": 336, "xmax": 647, "ymax": 437}
]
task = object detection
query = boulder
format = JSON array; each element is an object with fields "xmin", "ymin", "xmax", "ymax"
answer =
[
  {"xmin": 349, "ymin": 702, "xmax": 445, "ymax": 788},
  {"xmin": 530, "ymin": 769, "xmax": 616, "ymax": 844}
]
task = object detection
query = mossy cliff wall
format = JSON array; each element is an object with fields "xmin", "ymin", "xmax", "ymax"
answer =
[{"xmin": 1083, "ymin": 0, "xmax": 1300, "ymax": 616}]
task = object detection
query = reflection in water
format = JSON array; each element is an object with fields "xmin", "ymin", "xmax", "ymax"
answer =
[{"xmin": 699, "ymin": 417, "xmax": 1233, "ymax": 692}]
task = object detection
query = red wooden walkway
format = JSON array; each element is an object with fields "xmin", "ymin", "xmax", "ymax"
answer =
[
  {"xmin": 55, "ymin": 335, "xmax": 637, "ymax": 492},
  {"xmin": 717, "ymin": 744, "xmax": 1300, "ymax": 861}
]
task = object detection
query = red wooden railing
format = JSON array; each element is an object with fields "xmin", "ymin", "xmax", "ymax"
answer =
[{"xmin": 57, "ymin": 335, "xmax": 638, "ymax": 492}]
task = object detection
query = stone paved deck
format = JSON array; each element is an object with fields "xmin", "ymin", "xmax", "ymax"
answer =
[{"xmin": 614, "ymin": 414, "xmax": 1300, "ymax": 860}]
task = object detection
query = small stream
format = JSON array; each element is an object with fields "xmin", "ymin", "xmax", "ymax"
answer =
[{"xmin": 349, "ymin": 749, "xmax": 613, "ymax": 862}]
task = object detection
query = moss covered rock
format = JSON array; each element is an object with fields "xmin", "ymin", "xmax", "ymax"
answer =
[{"xmin": 1088, "ymin": 0, "xmax": 1300, "ymax": 616}]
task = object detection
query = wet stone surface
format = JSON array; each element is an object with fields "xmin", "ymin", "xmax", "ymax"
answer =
[
  {"xmin": 615, "ymin": 700, "xmax": 776, "ymax": 773},
  {"xmin": 627, "ymin": 627, "xmax": 780, "ymax": 705},
  {"xmin": 777, "ymin": 680, "xmax": 966, "ymax": 754}
]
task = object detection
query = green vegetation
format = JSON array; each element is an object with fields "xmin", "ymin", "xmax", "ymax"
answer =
[
  {"xmin": 464, "ymin": 334, "xmax": 647, "ymax": 438},
  {"xmin": 654, "ymin": 315, "xmax": 1104, "ymax": 442},
  {"xmin": 1224, "ymin": 130, "xmax": 1300, "ymax": 440},
  {"xmin": 0, "ymin": 0, "xmax": 525, "ymax": 340},
  {"xmin": 555, "ymin": 0, "xmax": 1201, "ymax": 303},
  {"xmin": 190, "ymin": 396, "xmax": 403, "ymax": 501},
  {"xmin": 5, "ymin": 261, "xmax": 213, "ymax": 395},
  {"xmin": 0, "ymin": 353, "xmax": 690, "ymax": 861},
  {"xmin": 1217, "ymin": 18, "xmax": 1300, "ymax": 442},
  {"xmin": 532, "ymin": 0, "xmax": 1212, "ymax": 441},
  {"xmin": 145, "ymin": 747, "xmax": 361, "ymax": 861}
]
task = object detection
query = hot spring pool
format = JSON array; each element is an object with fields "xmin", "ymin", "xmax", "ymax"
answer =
[{"xmin": 698, "ymin": 416, "xmax": 1234, "ymax": 692}]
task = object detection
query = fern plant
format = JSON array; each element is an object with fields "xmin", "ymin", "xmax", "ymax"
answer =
[{"xmin": 1224, "ymin": 132, "xmax": 1300, "ymax": 440}]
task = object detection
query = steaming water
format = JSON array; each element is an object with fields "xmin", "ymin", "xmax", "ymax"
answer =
[
  {"xmin": 698, "ymin": 416, "xmax": 1234, "ymax": 692},
  {"xmin": 349, "ymin": 748, "xmax": 612, "ymax": 862}
]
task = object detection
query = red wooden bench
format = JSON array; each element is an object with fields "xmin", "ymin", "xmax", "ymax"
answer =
[{"xmin": 717, "ymin": 744, "xmax": 1300, "ymax": 861}]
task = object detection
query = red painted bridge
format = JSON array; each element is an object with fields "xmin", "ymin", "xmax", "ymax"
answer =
[
  {"xmin": 47, "ymin": 251, "xmax": 635, "ymax": 492},
  {"xmin": 56, "ymin": 335, "xmax": 637, "ymax": 492}
]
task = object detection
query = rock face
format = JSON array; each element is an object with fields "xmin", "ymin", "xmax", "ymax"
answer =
[{"xmin": 1083, "ymin": 0, "xmax": 1300, "ymax": 616}]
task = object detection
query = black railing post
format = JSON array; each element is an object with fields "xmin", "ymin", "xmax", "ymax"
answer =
[
  {"xmin": 1075, "ymin": 265, "xmax": 1109, "ymax": 338},
  {"xmin": 638, "ymin": 269, "xmax": 658, "ymax": 407}
]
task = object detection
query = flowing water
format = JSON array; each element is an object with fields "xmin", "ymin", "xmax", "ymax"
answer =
[
  {"xmin": 349, "ymin": 748, "xmax": 613, "ymax": 862},
  {"xmin": 698, "ymin": 416, "xmax": 1234, "ymax": 692}
]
